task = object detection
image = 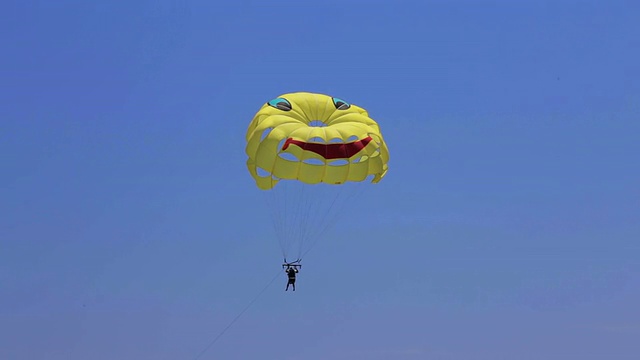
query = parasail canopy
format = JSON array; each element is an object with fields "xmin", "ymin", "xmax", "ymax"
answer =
[{"xmin": 245, "ymin": 92, "xmax": 389, "ymax": 190}]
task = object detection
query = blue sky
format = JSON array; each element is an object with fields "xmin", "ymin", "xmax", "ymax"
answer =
[{"xmin": 1, "ymin": 1, "xmax": 639, "ymax": 359}]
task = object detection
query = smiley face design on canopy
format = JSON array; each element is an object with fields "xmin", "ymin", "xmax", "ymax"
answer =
[{"xmin": 246, "ymin": 92, "xmax": 389, "ymax": 190}]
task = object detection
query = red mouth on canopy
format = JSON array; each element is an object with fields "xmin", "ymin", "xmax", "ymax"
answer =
[{"xmin": 282, "ymin": 136, "xmax": 373, "ymax": 160}]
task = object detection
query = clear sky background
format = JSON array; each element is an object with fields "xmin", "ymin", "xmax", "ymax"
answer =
[{"xmin": 2, "ymin": 1, "xmax": 639, "ymax": 359}]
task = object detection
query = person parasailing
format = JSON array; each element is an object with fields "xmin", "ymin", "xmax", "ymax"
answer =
[{"xmin": 283, "ymin": 259, "xmax": 301, "ymax": 291}]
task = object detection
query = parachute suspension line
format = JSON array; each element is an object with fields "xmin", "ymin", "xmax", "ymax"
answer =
[
  {"xmin": 193, "ymin": 269, "xmax": 281, "ymax": 360},
  {"xmin": 266, "ymin": 180, "xmax": 308, "ymax": 260},
  {"xmin": 297, "ymin": 184, "xmax": 338, "ymax": 259},
  {"xmin": 298, "ymin": 185, "xmax": 346, "ymax": 260},
  {"xmin": 291, "ymin": 180, "xmax": 308, "ymax": 259},
  {"xmin": 299, "ymin": 181, "xmax": 370, "ymax": 261},
  {"xmin": 295, "ymin": 182, "xmax": 315, "ymax": 260},
  {"xmin": 265, "ymin": 180, "xmax": 298, "ymax": 260},
  {"xmin": 284, "ymin": 180, "xmax": 297, "ymax": 258},
  {"xmin": 282, "ymin": 180, "xmax": 300, "ymax": 259},
  {"xmin": 265, "ymin": 187, "xmax": 286, "ymax": 259},
  {"xmin": 290, "ymin": 180, "xmax": 308, "ymax": 259},
  {"xmin": 278, "ymin": 181, "xmax": 290, "ymax": 257},
  {"xmin": 267, "ymin": 177, "xmax": 372, "ymax": 263},
  {"xmin": 269, "ymin": 180, "xmax": 317, "ymax": 261}
]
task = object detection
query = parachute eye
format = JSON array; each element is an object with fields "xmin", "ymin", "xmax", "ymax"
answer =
[
  {"xmin": 332, "ymin": 97, "xmax": 350, "ymax": 110},
  {"xmin": 267, "ymin": 98, "xmax": 292, "ymax": 111}
]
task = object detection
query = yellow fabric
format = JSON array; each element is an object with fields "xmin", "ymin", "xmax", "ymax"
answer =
[{"xmin": 246, "ymin": 92, "xmax": 389, "ymax": 190}]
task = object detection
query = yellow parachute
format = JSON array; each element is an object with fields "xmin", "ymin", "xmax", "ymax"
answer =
[
  {"xmin": 246, "ymin": 92, "xmax": 389, "ymax": 190},
  {"xmin": 245, "ymin": 92, "xmax": 390, "ymax": 261}
]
